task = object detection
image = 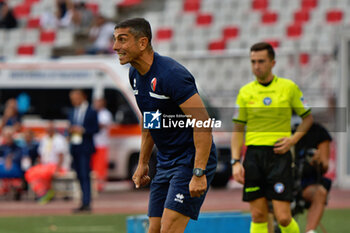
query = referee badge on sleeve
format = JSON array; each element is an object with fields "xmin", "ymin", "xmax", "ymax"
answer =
[{"xmin": 274, "ymin": 182, "xmax": 285, "ymax": 194}]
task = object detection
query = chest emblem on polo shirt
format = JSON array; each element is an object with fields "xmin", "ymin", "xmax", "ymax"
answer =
[
  {"xmin": 263, "ymin": 97, "xmax": 272, "ymax": 106},
  {"xmin": 151, "ymin": 77, "xmax": 157, "ymax": 92}
]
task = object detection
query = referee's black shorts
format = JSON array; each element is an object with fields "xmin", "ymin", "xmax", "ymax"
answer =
[{"xmin": 242, "ymin": 146, "xmax": 293, "ymax": 202}]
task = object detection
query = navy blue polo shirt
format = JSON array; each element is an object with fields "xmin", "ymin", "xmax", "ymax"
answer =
[{"xmin": 129, "ymin": 53, "xmax": 215, "ymax": 168}]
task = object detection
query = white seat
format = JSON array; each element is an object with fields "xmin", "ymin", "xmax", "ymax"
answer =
[
  {"xmin": 54, "ymin": 29, "xmax": 74, "ymax": 47},
  {"xmin": 23, "ymin": 29, "xmax": 40, "ymax": 44},
  {"xmin": 35, "ymin": 44, "xmax": 53, "ymax": 58}
]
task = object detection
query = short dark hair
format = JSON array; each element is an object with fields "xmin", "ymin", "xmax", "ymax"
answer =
[
  {"xmin": 115, "ymin": 18, "xmax": 152, "ymax": 45},
  {"xmin": 250, "ymin": 42, "xmax": 275, "ymax": 60}
]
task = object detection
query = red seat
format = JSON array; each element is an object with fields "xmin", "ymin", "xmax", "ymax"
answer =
[
  {"xmin": 326, "ymin": 9, "xmax": 343, "ymax": 24},
  {"xmin": 27, "ymin": 17, "xmax": 40, "ymax": 28},
  {"xmin": 299, "ymin": 53, "xmax": 310, "ymax": 66},
  {"xmin": 265, "ymin": 39, "xmax": 280, "ymax": 48},
  {"xmin": 286, "ymin": 24, "xmax": 303, "ymax": 38},
  {"xmin": 24, "ymin": 0, "xmax": 40, "ymax": 4},
  {"xmin": 261, "ymin": 11, "xmax": 278, "ymax": 24},
  {"xmin": 17, "ymin": 45, "xmax": 35, "ymax": 55},
  {"xmin": 252, "ymin": 0, "xmax": 268, "ymax": 11},
  {"xmin": 118, "ymin": 0, "xmax": 142, "ymax": 7},
  {"xmin": 196, "ymin": 13, "xmax": 212, "ymax": 26},
  {"xmin": 208, "ymin": 39, "xmax": 225, "ymax": 51},
  {"xmin": 40, "ymin": 30, "xmax": 56, "ymax": 43},
  {"xmin": 13, "ymin": 4, "xmax": 31, "ymax": 19},
  {"xmin": 223, "ymin": 26, "xmax": 239, "ymax": 40},
  {"xmin": 156, "ymin": 28, "xmax": 173, "ymax": 41},
  {"xmin": 86, "ymin": 3, "xmax": 99, "ymax": 15},
  {"xmin": 294, "ymin": 9, "xmax": 310, "ymax": 24},
  {"xmin": 301, "ymin": 0, "xmax": 317, "ymax": 10},
  {"xmin": 183, "ymin": 0, "xmax": 200, "ymax": 12}
]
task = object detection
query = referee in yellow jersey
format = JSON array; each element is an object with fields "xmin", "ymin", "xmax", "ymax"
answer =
[{"xmin": 231, "ymin": 42, "xmax": 313, "ymax": 233}]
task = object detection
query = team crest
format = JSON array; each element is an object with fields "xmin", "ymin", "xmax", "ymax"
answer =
[
  {"xmin": 274, "ymin": 182, "xmax": 285, "ymax": 194},
  {"xmin": 263, "ymin": 97, "xmax": 272, "ymax": 105},
  {"xmin": 151, "ymin": 77, "xmax": 157, "ymax": 92}
]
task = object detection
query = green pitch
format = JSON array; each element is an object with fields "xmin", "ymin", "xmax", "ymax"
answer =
[
  {"xmin": 0, "ymin": 214, "xmax": 129, "ymax": 233},
  {"xmin": 0, "ymin": 209, "xmax": 349, "ymax": 233}
]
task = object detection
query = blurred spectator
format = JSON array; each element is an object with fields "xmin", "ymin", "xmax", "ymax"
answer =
[
  {"xmin": 85, "ymin": 14, "xmax": 115, "ymax": 54},
  {"xmin": 68, "ymin": 89, "xmax": 98, "ymax": 213},
  {"xmin": 19, "ymin": 129, "xmax": 40, "ymax": 167},
  {"xmin": 0, "ymin": 127, "xmax": 24, "ymax": 198},
  {"xmin": 71, "ymin": 2, "xmax": 94, "ymax": 35},
  {"xmin": 0, "ymin": 127, "xmax": 24, "ymax": 179},
  {"xmin": 40, "ymin": 0, "xmax": 74, "ymax": 30},
  {"xmin": 25, "ymin": 121, "xmax": 70, "ymax": 204},
  {"xmin": 16, "ymin": 92, "xmax": 31, "ymax": 116},
  {"xmin": 0, "ymin": 2, "xmax": 18, "ymax": 29},
  {"xmin": 40, "ymin": 4, "xmax": 60, "ymax": 30},
  {"xmin": 1, "ymin": 98, "xmax": 21, "ymax": 133},
  {"xmin": 92, "ymin": 98, "xmax": 113, "ymax": 191},
  {"xmin": 56, "ymin": 0, "xmax": 73, "ymax": 28}
]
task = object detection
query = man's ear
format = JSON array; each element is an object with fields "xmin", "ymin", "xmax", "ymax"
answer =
[{"xmin": 138, "ymin": 37, "xmax": 148, "ymax": 51}]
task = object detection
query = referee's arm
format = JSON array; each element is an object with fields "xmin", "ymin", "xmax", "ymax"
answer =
[
  {"xmin": 274, "ymin": 113, "xmax": 313, "ymax": 154},
  {"xmin": 231, "ymin": 122, "xmax": 245, "ymax": 184}
]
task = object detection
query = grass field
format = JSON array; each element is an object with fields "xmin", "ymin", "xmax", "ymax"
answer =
[{"xmin": 0, "ymin": 209, "xmax": 348, "ymax": 233}]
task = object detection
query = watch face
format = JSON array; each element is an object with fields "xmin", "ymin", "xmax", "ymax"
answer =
[{"xmin": 193, "ymin": 168, "xmax": 204, "ymax": 177}]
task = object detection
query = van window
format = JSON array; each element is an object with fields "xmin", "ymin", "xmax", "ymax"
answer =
[
  {"xmin": 0, "ymin": 88, "xmax": 92, "ymax": 120},
  {"xmin": 104, "ymin": 88, "xmax": 138, "ymax": 124}
]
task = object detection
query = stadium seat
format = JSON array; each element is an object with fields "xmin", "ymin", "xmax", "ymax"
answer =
[
  {"xmin": 183, "ymin": 0, "xmax": 201, "ymax": 12},
  {"xmin": 196, "ymin": 13, "xmax": 213, "ymax": 26},
  {"xmin": 156, "ymin": 28, "xmax": 173, "ymax": 41},
  {"xmin": 294, "ymin": 9, "xmax": 311, "ymax": 24},
  {"xmin": 261, "ymin": 11, "xmax": 279, "ymax": 24},
  {"xmin": 208, "ymin": 39, "xmax": 226, "ymax": 51},
  {"xmin": 222, "ymin": 26, "xmax": 240, "ymax": 41},
  {"xmin": 13, "ymin": 3, "xmax": 31, "ymax": 19},
  {"xmin": 264, "ymin": 39, "xmax": 280, "ymax": 48},
  {"xmin": 35, "ymin": 44, "xmax": 52, "ymax": 57},
  {"xmin": 23, "ymin": 29, "xmax": 39, "ymax": 44},
  {"xmin": 24, "ymin": 0, "xmax": 40, "ymax": 5},
  {"xmin": 86, "ymin": 3, "xmax": 99, "ymax": 15},
  {"xmin": 299, "ymin": 53, "xmax": 310, "ymax": 65},
  {"xmin": 117, "ymin": 0, "xmax": 142, "ymax": 7},
  {"xmin": 17, "ymin": 44, "xmax": 35, "ymax": 55},
  {"xmin": 252, "ymin": 0, "xmax": 268, "ymax": 11},
  {"xmin": 26, "ymin": 17, "xmax": 40, "ymax": 28},
  {"xmin": 286, "ymin": 23, "xmax": 303, "ymax": 38},
  {"xmin": 326, "ymin": 9, "xmax": 343, "ymax": 24},
  {"xmin": 54, "ymin": 29, "xmax": 74, "ymax": 47},
  {"xmin": 40, "ymin": 30, "xmax": 56, "ymax": 43},
  {"xmin": 301, "ymin": 0, "xmax": 318, "ymax": 10}
]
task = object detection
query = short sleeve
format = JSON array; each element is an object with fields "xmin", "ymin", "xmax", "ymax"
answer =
[
  {"xmin": 232, "ymin": 89, "xmax": 247, "ymax": 124},
  {"xmin": 312, "ymin": 123, "xmax": 332, "ymax": 144},
  {"xmin": 163, "ymin": 67, "xmax": 198, "ymax": 105},
  {"xmin": 290, "ymin": 83, "xmax": 311, "ymax": 118}
]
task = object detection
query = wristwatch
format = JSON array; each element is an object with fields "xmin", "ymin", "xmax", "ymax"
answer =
[
  {"xmin": 193, "ymin": 168, "xmax": 206, "ymax": 177},
  {"xmin": 230, "ymin": 159, "xmax": 240, "ymax": 166}
]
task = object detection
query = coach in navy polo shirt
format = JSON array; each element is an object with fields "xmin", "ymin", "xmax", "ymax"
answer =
[{"xmin": 113, "ymin": 18, "xmax": 217, "ymax": 233}]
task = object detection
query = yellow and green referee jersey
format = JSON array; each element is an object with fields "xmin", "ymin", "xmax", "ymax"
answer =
[{"xmin": 233, "ymin": 75, "xmax": 311, "ymax": 146}]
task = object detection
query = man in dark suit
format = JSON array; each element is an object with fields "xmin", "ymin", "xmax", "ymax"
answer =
[{"xmin": 68, "ymin": 89, "xmax": 99, "ymax": 213}]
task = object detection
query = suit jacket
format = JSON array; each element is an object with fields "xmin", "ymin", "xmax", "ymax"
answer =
[{"xmin": 69, "ymin": 104, "xmax": 99, "ymax": 155}]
